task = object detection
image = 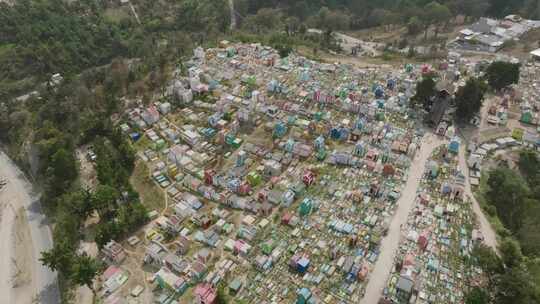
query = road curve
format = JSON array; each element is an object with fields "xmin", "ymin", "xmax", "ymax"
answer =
[
  {"xmin": 361, "ymin": 133, "xmax": 446, "ymax": 304},
  {"xmin": 0, "ymin": 151, "xmax": 59, "ymax": 304}
]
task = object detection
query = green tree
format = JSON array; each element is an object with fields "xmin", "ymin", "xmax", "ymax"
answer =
[
  {"xmin": 485, "ymin": 61, "xmax": 520, "ymax": 91},
  {"xmin": 216, "ymin": 284, "xmax": 228, "ymax": 304},
  {"xmin": 518, "ymin": 150, "xmax": 540, "ymax": 186},
  {"xmin": 499, "ymin": 238, "xmax": 523, "ymax": 268},
  {"xmin": 92, "ymin": 184, "xmax": 119, "ymax": 219},
  {"xmin": 412, "ymin": 76, "xmax": 436, "ymax": 109},
  {"xmin": 407, "ymin": 16, "xmax": 423, "ymax": 36},
  {"xmin": 486, "ymin": 168, "xmax": 530, "ymax": 231},
  {"xmin": 473, "ymin": 244, "xmax": 503, "ymax": 277},
  {"xmin": 420, "ymin": 2, "xmax": 449, "ymax": 40},
  {"xmin": 40, "ymin": 240, "xmax": 75, "ymax": 275},
  {"xmin": 61, "ymin": 188, "xmax": 95, "ymax": 220},
  {"xmin": 494, "ymin": 265, "xmax": 540, "ymax": 304},
  {"xmin": 428, "ymin": 2, "xmax": 452, "ymax": 38},
  {"xmin": 71, "ymin": 255, "xmax": 102, "ymax": 295},
  {"xmin": 95, "ymin": 221, "xmax": 122, "ymax": 248},
  {"xmin": 517, "ymin": 201, "xmax": 540, "ymax": 256},
  {"xmin": 465, "ymin": 286, "xmax": 489, "ymax": 304},
  {"xmin": 455, "ymin": 77, "xmax": 488, "ymax": 122}
]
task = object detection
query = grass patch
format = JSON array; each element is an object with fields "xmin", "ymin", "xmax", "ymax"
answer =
[
  {"xmin": 0, "ymin": 43, "xmax": 15, "ymax": 57},
  {"xmin": 133, "ymin": 135, "xmax": 152, "ymax": 151},
  {"xmin": 103, "ymin": 8, "xmax": 130, "ymax": 24},
  {"xmin": 130, "ymin": 160, "xmax": 165, "ymax": 212}
]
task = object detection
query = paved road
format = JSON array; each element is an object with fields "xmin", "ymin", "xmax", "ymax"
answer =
[
  {"xmin": 361, "ymin": 133, "xmax": 446, "ymax": 304},
  {"xmin": 0, "ymin": 151, "xmax": 59, "ymax": 304}
]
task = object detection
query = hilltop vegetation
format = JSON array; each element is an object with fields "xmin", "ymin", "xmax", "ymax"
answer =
[{"xmin": 1, "ymin": 0, "xmax": 539, "ymax": 97}]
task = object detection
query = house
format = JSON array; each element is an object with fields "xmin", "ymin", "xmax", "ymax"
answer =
[
  {"xmin": 228, "ymin": 278, "xmax": 243, "ymax": 295},
  {"xmin": 101, "ymin": 240, "xmax": 126, "ymax": 264},
  {"xmin": 297, "ymin": 287, "xmax": 312, "ymax": 304},
  {"xmin": 234, "ymin": 239, "xmax": 252, "ymax": 256},
  {"xmin": 180, "ymin": 192, "xmax": 203, "ymax": 210},
  {"xmin": 396, "ymin": 276, "xmax": 415, "ymax": 303},
  {"xmin": 141, "ymin": 106, "xmax": 160, "ymax": 126},
  {"xmin": 144, "ymin": 241, "xmax": 168, "ymax": 265},
  {"xmin": 531, "ymin": 48, "xmax": 540, "ymax": 61},
  {"xmin": 102, "ymin": 266, "xmax": 128, "ymax": 296},
  {"xmin": 173, "ymin": 236, "xmax": 191, "ymax": 255},
  {"xmin": 418, "ymin": 230, "xmax": 430, "ymax": 251},
  {"xmin": 189, "ymin": 261, "xmax": 208, "ymax": 282},
  {"xmin": 382, "ymin": 164, "xmax": 395, "ymax": 177},
  {"xmin": 303, "ymin": 170, "xmax": 315, "ymax": 186},
  {"xmin": 282, "ymin": 189, "xmax": 296, "ymax": 206},
  {"xmin": 194, "ymin": 283, "xmax": 217, "ymax": 304},
  {"xmin": 426, "ymin": 90, "xmax": 450, "ymax": 127},
  {"xmin": 163, "ymin": 253, "xmax": 189, "ymax": 275},
  {"xmin": 196, "ymin": 248, "xmax": 212, "ymax": 263},
  {"xmin": 155, "ymin": 267, "xmax": 188, "ymax": 295}
]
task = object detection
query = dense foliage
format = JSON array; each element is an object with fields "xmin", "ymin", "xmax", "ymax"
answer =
[
  {"xmin": 484, "ymin": 61, "xmax": 521, "ymax": 91},
  {"xmin": 0, "ymin": 0, "xmax": 128, "ymax": 91},
  {"xmin": 469, "ymin": 152, "xmax": 540, "ymax": 304},
  {"xmin": 411, "ymin": 76, "xmax": 437, "ymax": 109},
  {"xmin": 455, "ymin": 77, "xmax": 488, "ymax": 122}
]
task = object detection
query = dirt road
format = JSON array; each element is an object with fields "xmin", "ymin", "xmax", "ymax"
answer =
[
  {"xmin": 457, "ymin": 145, "xmax": 498, "ymax": 251},
  {"xmin": 0, "ymin": 151, "xmax": 59, "ymax": 304},
  {"xmin": 361, "ymin": 133, "xmax": 446, "ymax": 304},
  {"xmin": 229, "ymin": 0, "xmax": 236, "ymax": 30}
]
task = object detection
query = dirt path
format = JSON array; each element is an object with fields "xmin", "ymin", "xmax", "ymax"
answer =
[
  {"xmin": 229, "ymin": 0, "xmax": 236, "ymax": 30},
  {"xmin": 457, "ymin": 144, "xmax": 498, "ymax": 251},
  {"xmin": 361, "ymin": 133, "xmax": 446, "ymax": 304},
  {"xmin": 0, "ymin": 151, "xmax": 59, "ymax": 304}
]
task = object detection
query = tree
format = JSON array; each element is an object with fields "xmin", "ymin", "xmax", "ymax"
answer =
[
  {"xmin": 285, "ymin": 16, "xmax": 300, "ymax": 36},
  {"xmin": 412, "ymin": 76, "xmax": 437, "ymax": 109},
  {"xmin": 40, "ymin": 240, "xmax": 75, "ymax": 275},
  {"xmin": 517, "ymin": 201, "xmax": 540, "ymax": 256},
  {"xmin": 407, "ymin": 16, "xmax": 423, "ymax": 36},
  {"xmin": 494, "ymin": 265, "xmax": 540, "ymax": 304},
  {"xmin": 71, "ymin": 255, "xmax": 102, "ymax": 295},
  {"xmin": 456, "ymin": 0, "xmax": 489, "ymax": 21},
  {"xmin": 62, "ymin": 188, "xmax": 95, "ymax": 220},
  {"xmin": 455, "ymin": 77, "xmax": 488, "ymax": 122},
  {"xmin": 420, "ymin": 2, "xmax": 450, "ymax": 40},
  {"xmin": 92, "ymin": 184, "xmax": 119, "ymax": 219},
  {"xmin": 246, "ymin": 8, "xmax": 281, "ymax": 33},
  {"xmin": 486, "ymin": 168, "xmax": 530, "ymax": 232},
  {"xmin": 427, "ymin": 2, "xmax": 452, "ymax": 38},
  {"xmin": 216, "ymin": 284, "xmax": 228, "ymax": 304},
  {"xmin": 95, "ymin": 221, "xmax": 122, "ymax": 248},
  {"xmin": 485, "ymin": 61, "xmax": 520, "ymax": 91},
  {"xmin": 473, "ymin": 244, "xmax": 503, "ymax": 277},
  {"xmin": 465, "ymin": 287, "xmax": 489, "ymax": 304},
  {"xmin": 316, "ymin": 7, "xmax": 350, "ymax": 31},
  {"xmin": 518, "ymin": 150, "xmax": 540, "ymax": 185},
  {"xmin": 499, "ymin": 238, "xmax": 523, "ymax": 268}
]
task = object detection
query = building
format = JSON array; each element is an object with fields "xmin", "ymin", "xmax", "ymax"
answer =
[
  {"xmin": 194, "ymin": 283, "xmax": 217, "ymax": 304},
  {"xmin": 396, "ymin": 276, "xmax": 415, "ymax": 303},
  {"xmin": 426, "ymin": 90, "xmax": 450, "ymax": 127},
  {"xmin": 451, "ymin": 16, "xmax": 540, "ymax": 53},
  {"xmin": 531, "ymin": 48, "xmax": 540, "ymax": 61},
  {"xmin": 101, "ymin": 240, "xmax": 126, "ymax": 264}
]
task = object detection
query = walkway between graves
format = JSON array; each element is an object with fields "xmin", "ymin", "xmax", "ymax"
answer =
[{"xmin": 360, "ymin": 133, "xmax": 446, "ymax": 304}]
